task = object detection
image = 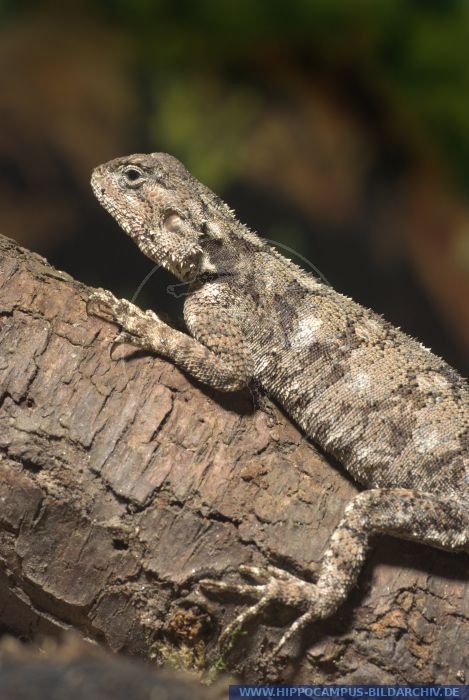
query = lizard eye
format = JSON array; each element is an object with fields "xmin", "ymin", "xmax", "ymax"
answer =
[{"xmin": 122, "ymin": 166, "xmax": 145, "ymax": 187}]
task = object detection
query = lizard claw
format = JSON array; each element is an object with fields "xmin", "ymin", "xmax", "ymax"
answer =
[
  {"xmin": 87, "ymin": 290, "xmax": 142, "ymax": 322},
  {"xmin": 218, "ymin": 592, "xmax": 273, "ymax": 650},
  {"xmin": 87, "ymin": 289, "xmax": 168, "ymax": 359},
  {"xmin": 200, "ymin": 565, "xmax": 318, "ymax": 656},
  {"xmin": 87, "ymin": 290, "xmax": 116, "ymax": 321},
  {"xmin": 269, "ymin": 608, "xmax": 317, "ymax": 658},
  {"xmin": 238, "ymin": 564, "xmax": 268, "ymax": 583},
  {"xmin": 87, "ymin": 289, "xmax": 133, "ymax": 325},
  {"xmin": 200, "ymin": 567, "xmax": 270, "ymax": 649},
  {"xmin": 109, "ymin": 331, "xmax": 143, "ymax": 358},
  {"xmin": 88, "ymin": 291, "xmax": 161, "ymax": 326}
]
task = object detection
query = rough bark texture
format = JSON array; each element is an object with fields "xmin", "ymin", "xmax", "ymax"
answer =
[{"xmin": 0, "ymin": 233, "xmax": 467, "ymax": 683}]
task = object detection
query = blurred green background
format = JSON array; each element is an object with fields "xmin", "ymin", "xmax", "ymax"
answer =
[{"xmin": 1, "ymin": 0, "xmax": 468, "ymax": 373}]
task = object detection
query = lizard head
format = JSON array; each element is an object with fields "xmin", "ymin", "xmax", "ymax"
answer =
[{"xmin": 91, "ymin": 152, "xmax": 252, "ymax": 282}]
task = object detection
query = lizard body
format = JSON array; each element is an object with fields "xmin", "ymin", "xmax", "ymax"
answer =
[{"xmin": 88, "ymin": 153, "xmax": 469, "ymax": 657}]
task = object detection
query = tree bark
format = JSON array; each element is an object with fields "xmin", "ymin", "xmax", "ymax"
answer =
[{"xmin": 0, "ymin": 233, "xmax": 467, "ymax": 683}]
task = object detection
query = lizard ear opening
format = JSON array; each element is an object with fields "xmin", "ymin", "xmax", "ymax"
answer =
[{"xmin": 163, "ymin": 210, "xmax": 185, "ymax": 234}]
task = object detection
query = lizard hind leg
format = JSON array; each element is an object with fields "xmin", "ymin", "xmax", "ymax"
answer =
[{"xmin": 201, "ymin": 488, "xmax": 469, "ymax": 658}]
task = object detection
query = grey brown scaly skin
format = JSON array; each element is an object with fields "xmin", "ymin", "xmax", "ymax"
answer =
[{"xmin": 88, "ymin": 152, "xmax": 469, "ymax": 658}]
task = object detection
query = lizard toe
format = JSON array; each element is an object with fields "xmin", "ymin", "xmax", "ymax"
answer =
[
  {"xmin": 269, "ymin": 608, "xmax": 317, "ymax": 659},
  {"xmin": 238, "ymin": 564, "xmax": 268, "ymax": 583},
  {"xmin": 200, "ymin": 578, "xmax": 265, "ymax": 598},
  {"xmin": 218, "ymin": 593, "xmax": 273, "ymax": 649},
  {"xmin": 109, "ymin": 331, "xmax": 144, "ymax": 358},
  {"xmin": 87, "ymin": 290, "xmax": 119, "ymax": 321}
]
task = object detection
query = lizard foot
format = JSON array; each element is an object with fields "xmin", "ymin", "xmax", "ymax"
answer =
[
  {"xmin": 200, "ymin": 564, "xmax": 319, "ymax": 658},
  {"xmin": 87, "ymin": 289, "xmax": 146, "ymax": 325},
  {"xmin": 87, "ymin": 290, "xmax": 167, "ymax": 354}
]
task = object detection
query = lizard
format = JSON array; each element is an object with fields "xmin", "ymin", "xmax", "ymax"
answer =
[{"xmin": 87, "ymin": 152, "xmax": 469, "ymax": 658}]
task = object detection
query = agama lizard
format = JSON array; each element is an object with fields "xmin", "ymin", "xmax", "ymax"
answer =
[{"xmin": 88, "ymin": 152, "xmax": 469, "ymax": 657}]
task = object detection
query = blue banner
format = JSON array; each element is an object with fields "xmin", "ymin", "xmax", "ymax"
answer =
[{"xmin": 229, "ymin": 687, "xmax": 469, "ymax": 700}]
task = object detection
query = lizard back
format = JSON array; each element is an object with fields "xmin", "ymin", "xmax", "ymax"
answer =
[{"xmin": 193, "ymin": 240, "xmax": 469, "ymax": 505}]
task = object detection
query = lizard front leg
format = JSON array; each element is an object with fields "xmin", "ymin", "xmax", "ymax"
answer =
[
  {"xmin": 202, "ymin": 488, "xmax": 469, "ymax": 657},
  {"xmin": 87, "ymin": 288, "xmax": 253, "ymax": 392}
]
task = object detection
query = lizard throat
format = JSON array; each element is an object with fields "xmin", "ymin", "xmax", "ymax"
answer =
[{"xmin": 134, "ymin": 229, "xmax": 200, "ymax": 282}]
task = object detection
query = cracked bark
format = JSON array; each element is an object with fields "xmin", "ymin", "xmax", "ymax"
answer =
[{"xmin": 0, "ymin": 233, "xmax": 467, "ymax": 684}]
